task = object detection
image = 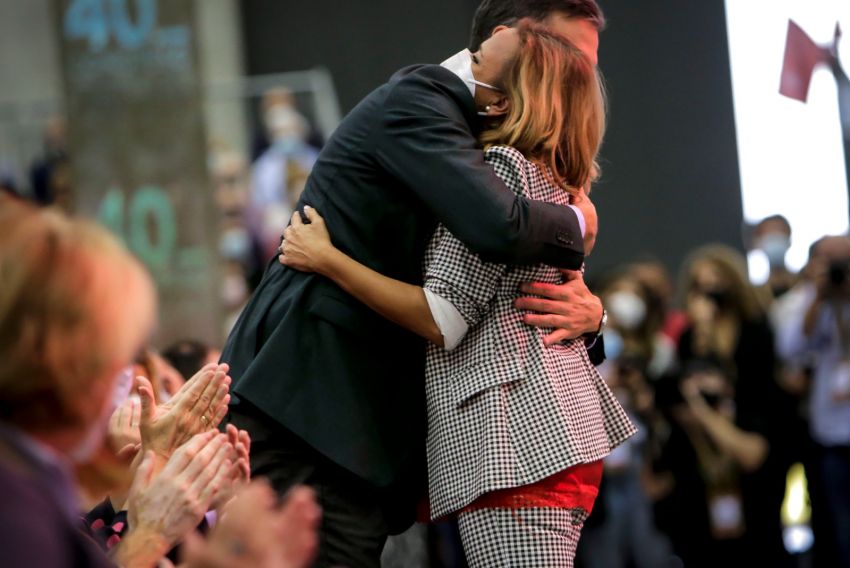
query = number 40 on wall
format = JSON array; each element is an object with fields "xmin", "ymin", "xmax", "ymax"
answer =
[
  {"xmin": 98, "ymin": 186, "xmax": 177, "ymax": 271},
  {"xmin": 63, "ymin": 0, "xmax": 157, "ymax": 52}
]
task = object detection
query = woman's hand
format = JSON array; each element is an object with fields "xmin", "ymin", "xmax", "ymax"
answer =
[{"xmin": 278, "ymin": 206, "xmax": 336, "ymax": 274}]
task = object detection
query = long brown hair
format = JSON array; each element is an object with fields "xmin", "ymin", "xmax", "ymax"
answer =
[
  {"xmin": 679, "ymin": 244, "xmax": 766, "ymax": 323},
  {"xmin": 480, "ymin": 20, "xmax": 606, "ymax": 194}
]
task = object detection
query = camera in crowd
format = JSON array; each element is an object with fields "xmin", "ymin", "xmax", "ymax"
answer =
[{"xmin": 828, "ymin": 260, "xmax": 850, "ymax": 290}]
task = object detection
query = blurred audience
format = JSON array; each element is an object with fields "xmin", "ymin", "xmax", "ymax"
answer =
[
  {"xmin": 775, "ymin": 235, "xmax": 850, "ymax": 568},
  {"xmin": 132, "ymin": 349, "xmax": 186, "ymax": 404},
  {"xmin": 752, "ymin": 214, "xmax": 797, "ymax": 300},
  {"xmin": 629, "ymin": 258, "xmax": 690, "ymax": 346},
  {"xmin": 652, "ymin": 245, "xmax": 793, "ymax": 567},
  {"xmin": 162, "ymin": 339, "xmax": 220, "ymax": 385},
  {"xmin": 0, "ymin": 201, "xmax": 320, "ymax": 568},
  {"xmin": 210, "ymin": 148, "xmax": 266, "ymax": 334},
  {"xmin": 249, "ymin": 89, "xmax": 319, "ymax": 260},
  {"xmin": 29, "ymin": 115, "xmax": 73, "ymax": 210},
  {"xmin": 577, "ymin": 268, "xmax": 676, "ymax": 568}
]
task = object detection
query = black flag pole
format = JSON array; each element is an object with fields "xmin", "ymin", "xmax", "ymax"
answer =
[{"xmin": 830, "ymin": 24, "xmax": 850, "ymax": 220}]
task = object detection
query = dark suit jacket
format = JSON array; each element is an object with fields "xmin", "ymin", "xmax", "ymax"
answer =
[{"xmin": 222, "ymin": 64, "xmax": 586, "ymax": 491}]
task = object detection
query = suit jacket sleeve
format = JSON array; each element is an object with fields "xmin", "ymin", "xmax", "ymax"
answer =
[
  {"xmin": 372, "ymin": 66, "xmax": 584, "ymax": 269},
  {"xmin": 422, "ymin": 148, "xmax": 531, "ymax": 327}
]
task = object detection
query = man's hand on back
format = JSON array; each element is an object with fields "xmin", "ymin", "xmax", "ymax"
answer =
[{"xmin": 515, "ymin": 269, "xmax": 603, "ymax": 346}]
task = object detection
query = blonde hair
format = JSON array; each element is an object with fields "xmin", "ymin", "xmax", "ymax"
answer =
[
  {"xmin": 0, "ymin": 201, "xmax": 155, "ymax": 433},
  {"xmin": 480, "ymin": 20, "xmax": 607, "ymax": 194}
]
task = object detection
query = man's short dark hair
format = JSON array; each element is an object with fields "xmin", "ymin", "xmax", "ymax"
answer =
[
  {"xmin": 469, "ymin": 0, "xmax": 606, "ymax": 51},
  {"xmin": 757, "ymin": 214, "xmax": 792, "ymax": 236}
]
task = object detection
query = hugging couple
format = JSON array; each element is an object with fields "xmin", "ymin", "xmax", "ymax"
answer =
[{"xmin": 221, "ymin": 1, "xmax": 635, "ymax": 566}]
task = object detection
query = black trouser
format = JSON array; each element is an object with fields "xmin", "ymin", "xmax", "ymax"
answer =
[{"xmin": 225, "ymin": 401, "xmax": 390, "ymax": 568}]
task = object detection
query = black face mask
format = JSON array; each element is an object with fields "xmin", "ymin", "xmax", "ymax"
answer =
[
  {"xmin": 829, "ymin": 262, "xmax": 850, "ymax": 288},
  {"xmin": 700, "ymin": 392, "xmax": 724, "ymax": 409},
  {"xmin": 703, "ymin": 289, "xmax": 731, "ymax": 309}
]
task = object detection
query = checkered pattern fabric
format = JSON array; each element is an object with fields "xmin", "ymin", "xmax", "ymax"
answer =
[
  {"xmin": 457, "ymin": 507, "xmax": 588, "ymax": 567},
  {"xmin": 423, "ymin": 146, "xmax": 636, "ymax": 519}
]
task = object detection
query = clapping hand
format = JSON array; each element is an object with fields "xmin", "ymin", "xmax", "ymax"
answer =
[
  {"xmin": 108, "ymin": 397, "xmax": 142, "ymax": 453},
  {"xmin": 183, "ymin": 480, "xmax": 321, "ymax": 568},
  {"xmin": 136, "ymin": 363, "xmax": 231, "ymax": 463},
  {"xmin": 117, "ymin": 431, "xmax": 239, "ymax": 566},
  {"xmin": 210, "ymin": 424, "xmax": 253, "ymax": 510}
]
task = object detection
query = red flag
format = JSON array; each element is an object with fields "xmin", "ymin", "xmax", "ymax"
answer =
[{"xmin": 779, "ymin": 19, "xmax": 832, "ymax": 102}]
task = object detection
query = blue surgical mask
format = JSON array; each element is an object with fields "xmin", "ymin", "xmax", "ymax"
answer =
[
  {"xmin": 603, "ymin": 329, "xmax": 624, "ymax": 361},
  {"xmin": 758, "ymin": 233, "xmax": 791, "ymax": 268},
  {"xmin": 440, "ymin": 49, "xmax": 503, "ymax": 115},
  {"xmin": 219, "ymin": 227, "xmax": 252, "ymax": 263}
]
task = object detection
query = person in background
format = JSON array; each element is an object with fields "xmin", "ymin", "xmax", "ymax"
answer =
[
  {"xmin": 0, "ymin": 165, "xmax": 21, "ymax": 201},
  {"xmin": 0, "ymin": 201, "xmax": 222, "ymax": 566},
  {"xmin": 0, "ymin": 201, "xmax": 321, "ymax": 568},
  {"xmin": 653, "ymin": 244, "xmax": 793, "ymax": 568},
  {"xmin": 249, "ymin": 89, "xmax": 320, "ymax": 259},
  {"xmin": 752, "ymin": 214, "xmax": 797, "ymax": 300},
  {"xmin": 775, "ymin": 235, "xmax": 850, "ymax": 568},
  {"xmin": 162, "ymin": 340, "xmax": 220, "ymax": 386},
  {"xmin": 211, "ymin": 148, "xmax": 265, "ymax": 333},
  {"xmin": 629, "ymin": 258, "xmax": 690, "ymax": 346},
  {"xmin": 29, "ymin": 115, "xmax": 69, "ymax": 207},
  {"xmin": 132, "ymin": 349, "xmax": 186, "ymax": 404},
  {"xmin": 577, "ymin": 269, "xmax": 676, "ymax": 568}
]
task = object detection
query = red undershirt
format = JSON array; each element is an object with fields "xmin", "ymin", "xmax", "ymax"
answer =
[
  {"xmin": 421, "ymin": 460, "xmax": 604, "ymax": 521},
  {"xmin": 461, "ymin": 460, "xmax": 604, "ymax": 514}
]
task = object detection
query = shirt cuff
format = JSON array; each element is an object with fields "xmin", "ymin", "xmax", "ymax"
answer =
[
  {"xmin": 568, "ymin": 205, "xmax": 586, "ymax": 238},
  {"xmin": 423, "ymin": 288, "xmax": 469, "ymax": 351}
]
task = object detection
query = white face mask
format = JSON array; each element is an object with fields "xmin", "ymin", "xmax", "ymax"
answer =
[
  {"xmin": 440, "ymin": 49, "xmax": 503, "ymax": 115},
  {"xmin": 264, "ymin": 105, "xmax": 306, "ymax": 151},
  {"xmin": 222, "ymin": 273, "xmax": 249, "ymax": 309},
  {"xmin": 68, "ymin": 367, "xmax": 134, "ymax": 463},
  {"xmin": 607, "ymin": 291, "xmax": 647, "ymax": 331}
]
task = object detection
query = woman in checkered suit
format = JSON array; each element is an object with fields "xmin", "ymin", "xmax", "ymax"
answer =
[{"xmin": 280, "ymin": 22, "xmax": 635, "ymax": 567}]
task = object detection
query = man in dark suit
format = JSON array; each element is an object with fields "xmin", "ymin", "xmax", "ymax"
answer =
[{"xmin": 222, "ymin": 1, "xmax": 607, "ymax": 565}]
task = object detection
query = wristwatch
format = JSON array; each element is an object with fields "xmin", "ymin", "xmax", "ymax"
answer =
[
  {"xmin": 585, "ymin": 308, "xmax": 607, "ymax": 350},
  {"xmin": 596, "ymin": 308, "xmax": 608, "ymax": 335}
]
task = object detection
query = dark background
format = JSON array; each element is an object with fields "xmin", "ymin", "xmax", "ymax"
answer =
[{"xmin": 240, "ymin": 0, "xmax": 745, "ymax": 280}]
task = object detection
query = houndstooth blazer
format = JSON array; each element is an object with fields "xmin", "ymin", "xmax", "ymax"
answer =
[{"xmin": 423, "ymin": 145, "xmax": 636, "ymax": 519}]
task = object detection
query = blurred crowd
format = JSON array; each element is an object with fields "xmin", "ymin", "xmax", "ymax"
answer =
[
  {"xmin": 3, "ymin": 97, "xmax": 850, "ymax": 568},
  {"xmin": 575, "ymin": 216, "xmax": 850, "ymax": 568},
  {"xmin": 0, "ymin": 200, "xmax": 321, "ymax": 567}
]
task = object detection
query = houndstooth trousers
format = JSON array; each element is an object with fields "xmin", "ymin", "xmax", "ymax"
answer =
[{"xmin": 457, "ymin": 507, "xmax": 589, "ymax": 568}]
